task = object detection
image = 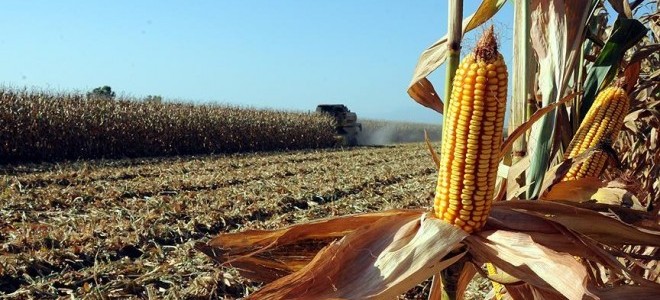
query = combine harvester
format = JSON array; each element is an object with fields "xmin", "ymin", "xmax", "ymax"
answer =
[{"xmin": 316, "ymin": 104, "xmax": 362, "ymax": 146}]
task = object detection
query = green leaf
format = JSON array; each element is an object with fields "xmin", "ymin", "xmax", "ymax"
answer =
[{"xmin": 579, "ymin": 17, "xmax": 648, "ymax": 118}]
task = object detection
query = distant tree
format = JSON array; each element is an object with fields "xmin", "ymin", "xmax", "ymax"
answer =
[
  {"xmin": 144, "ymin": 95, "xmax": 163, "ymax": 103},
  {"xmin": 87, "ymin": 86, "xmax": 116, "ymax": 100}
]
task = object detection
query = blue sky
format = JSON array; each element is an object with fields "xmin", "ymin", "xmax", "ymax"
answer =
[{"xmin": 0, "ymin": 1, "xmax": 515, "ymax": 123}]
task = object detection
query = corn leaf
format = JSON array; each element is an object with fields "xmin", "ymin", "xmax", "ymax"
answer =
[
  {"xmin": 455, "ymin": 263, "xmax": 479, "ymax": 300},
  {"xmin": 623, "ymin": 61, "xmax": 642, "ymax": 94},
  {"xmin": 499, "ymin": 91, "xmax": 579, "ymax": 161},
  {"xmin": 541, "ymin": 177, "xmax": 605, "ymax": 201},
  {"xmin": 195, "ymin": 209, "xmax": 423, "ymax": 282},
  {"xmin": 579, "ymin": 17, "xmax": 648, "ymax": 118},
  {"xmin": 505, "ymin": 283, "xmax": 566, "ymax": 300},
  {"xmin": 408, "ymin": 78, "xmax": 444, "ymax": 114},
  {"xmin": 538, "ymin": 141, "xmax": 617, "ymax": 197},
  {"xmin": 499, "ymin": 200, "xmax": 660, "ymax": 247},
  {"xmin": 247, "ymin": 213, "xmax": 468, "ymax": 299},
  {"xmin": 542, "ymin": 177, "xmax": 644, "ymax": 209},
  {"xmin": 590, "ymin": 285, "xmax": 660, "ymax": 299},
  {"xmin": 465, "ymin": 230, "xmax": 595, "ymax": 300},
  {"xmin": 425, "ymin": 129, "xmax": 441, "ymax": 169},
  {"xmin": 526, "ymin": 0, "xmax": 595, "ymax": 199},
  {"xmin": 488, "ymin": 203, "xmax": 660, "ymax": 287}
]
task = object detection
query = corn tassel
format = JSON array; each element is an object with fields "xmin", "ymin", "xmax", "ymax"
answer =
[
  {"xmin": 434, "ymin": 27, "xmax": 508, "ymax": 234},
  {"xmin": 563, "ymin": 80, "xmax": 629, "ymax": 181}
]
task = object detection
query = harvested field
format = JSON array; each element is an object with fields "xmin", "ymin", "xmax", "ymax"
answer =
[{"xmin": 1, "ymin": 143, "xmax": 492, "ymax": 299}]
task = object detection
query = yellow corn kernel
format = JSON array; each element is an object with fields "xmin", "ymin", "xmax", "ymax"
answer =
[
  {"xmin": 562, "ymin": 81, "xmax": 629, "ymax": 181},
  {"xmin": 433, "ymin": 27, "xmax": 507, "ymax": 234}
]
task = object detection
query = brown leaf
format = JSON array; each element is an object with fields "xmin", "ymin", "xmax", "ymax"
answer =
[
  {"xmin": 589, "ymin": 284, "xmax": 660, "ymax": 299},
  {"xmin": 465, "ymin": 229, "xmax": 595, "ymax": 300},
  {"xmin": 623, "ymin": 61, "xmax": 642, "ymax": 94},
  {"xmin": 505, "ymin": 283, "xmax": 566, "ymax": 300},
  {"xmin": 497, "ymin": 200, "xmax": 660, "ymax": 247},
  {"xmin": 408, "ymin": 78, "xmax": 444, "ymax": 114},
  {"xmin": 623, "ymin": 108, "xmax": 652, "ymax": 133},
  {"xmin": 425, "ymin": 129, "xmax": 441, "ymax": 169},
  {"xmin": 456, "ymin": 263, "xmax": 479, "ymax": 300},
  {"xmin": 538, "ymin": 153, "xmax": 591, "ymax": 198},
  {"xmin": 196, "ymin": 209, "xmax": 424, "ymax": 282},
  {"xmin": 488, "ymin": 203, "xmax": 659, "ymax": 288},
  {"xmin": 544, "ymin": 201, "xmax": 659, "ymax": 230},
  {"xmin": 428, "ymin": 273, "xmax": 443, "ymax": 300},
  {"xmin": 248, "ymin": 213, "xmax": 468, "ymax": 299},
  {"xmin": 542, "ymin": 177, "xmax": 606, "ymax": 202},
  {"xmin": 591, "ymin": 184, "xmax": 644, "ymax": 209}
]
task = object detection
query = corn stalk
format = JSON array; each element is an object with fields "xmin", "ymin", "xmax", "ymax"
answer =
[
  {"xmin": 436, "ymin": 2, "xmax": 464, "ymax": 299},
  {"xmin": 509, "ymin": 0, "xmax": 533, "ymax": 174}
]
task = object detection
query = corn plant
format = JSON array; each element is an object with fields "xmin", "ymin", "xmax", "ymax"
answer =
[
  {"xmin": 197, "ymin": 1, "xmax": 659, "ymax": 299},
  {"xmin": 0, "ymin": 89, "xmax": 337, "ymax": 162}
]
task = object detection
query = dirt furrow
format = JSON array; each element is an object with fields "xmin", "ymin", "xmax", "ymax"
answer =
[{"xmin": 0, "ymin": 143, "xmax": 437, "ymax": 298}]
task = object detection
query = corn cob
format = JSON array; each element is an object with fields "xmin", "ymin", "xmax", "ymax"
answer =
[
  {"xmin": 434, "ymin": 27, "xmax": 508, "ymax": 234},
  {"xmin": 562, "ymin": 80, "xmax": 629, "ymax": 181}
]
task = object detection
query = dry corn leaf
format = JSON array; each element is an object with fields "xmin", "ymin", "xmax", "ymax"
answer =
[
  {"xmin": 247, "ymin": 212, "xmax": 468, "ymax": 299},
  {"xmin": 488, "ymin": 205, "xmax": 619, "ymax": 265},
  {"xmin": 550, "ymin": 201, "xmax": 659, "ymax": 230},
  {"xmin": 526, "ymin": 0, "xmax": 593, "ymax": 198},
  {"xmin": 540, "ymin": 177, "xmax": 645, "ymax": 210},
  {"xmin": 500, "ymin": 200, "xmax": 660, "ymax": 247},
  {"xmin": 504, "ymin": 283, "xmax": 566, "ymax": 300},
  {"xmin": 200, "ymin": 200, "xmax": 660, "ymax": 299},
  {"xmin": 623, "ymin": 61, "xmax": 642, "ymax": 94},
  {"xmin": 408, "ymin": 78, "xmax": 444, "ymax": 114},
  {"xmin": 589, "ymin": 285, "xmax": 660, "ymax": 300},
  {"xmin": 506, "ymin": 156, "xmax": 530, "ymax": 199},
  {"xmin": 456, "ymin": 263, "xmax": 479, "ymax": 300},
  {"xmin": 407, "ymin": 0, "xmax": 507, "ymax": 110},
  {"xmin": 465, "ymin": 229, "xmax": 594, "ymax": 300},
  {"xmin": 590, "ymin": 185, "xmax": 644, "ymax": 209},
  {"xmin": 538, "ymin": 142, "xmax": 617, "ymax": 198},
  {"xmin": 195, "ymin": 209, "xmax": 422, "ymax": 282},
  {"xmin": 542, "ymin": 177, "xmax": 605, "ymax": 202},
  {"xmin": 490, "ymin": 203, "xmax": 660, "ymax": 293},
  {"xmin": 425, "ymin": 129, "xmax": 441, "ymax": 169}
]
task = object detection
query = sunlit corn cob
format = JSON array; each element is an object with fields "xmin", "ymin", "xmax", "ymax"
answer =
[
  {"xmin": 562, "ymin": 80, "xmax": 629, "ymax": 181},
  {"xmin": 434, "ymin": 27, "xmax": 507, "ymax": 234}
]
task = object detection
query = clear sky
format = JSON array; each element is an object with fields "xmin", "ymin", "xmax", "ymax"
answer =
[{"xmin": 0, "ymin": 1, "xmax": 515, "ymax": 124}]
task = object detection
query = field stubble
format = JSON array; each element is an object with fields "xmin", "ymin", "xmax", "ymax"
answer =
[{"xmin": 0, "ymin": 143, "xmax": 491, "ymax": 299}]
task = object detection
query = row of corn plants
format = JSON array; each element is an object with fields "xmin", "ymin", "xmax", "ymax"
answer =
[
  {"xmin": 0, "ymin": 89, "xmax": 338, "ymax": 163},
  {"xmin": 197, "ymin": 0, "xmax": 658, "ymax": 299}
]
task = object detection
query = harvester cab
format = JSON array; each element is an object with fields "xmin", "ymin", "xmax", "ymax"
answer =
[{"xmin": 316, "ymin": 104, "xmax": 362, "ymax": 146}]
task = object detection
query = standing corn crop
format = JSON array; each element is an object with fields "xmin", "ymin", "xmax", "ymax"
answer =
[
  {"xmin": 434, "ymin": 26, "xmax": 507, "ymax": 234},
  {"xmin": 562, "ymin": 78, "xmax": 630, "ymax": 181}
]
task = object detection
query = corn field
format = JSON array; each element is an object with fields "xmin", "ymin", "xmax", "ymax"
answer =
[
  {"xmin": 0, "ymin": 144, "xmax": 451, "ymax": 298},
  {"xmin": 196, "ymin": 0, "xmax": 660, "ymax": 299},
  {"xmin": 1, "ymin": 0, "xmax": 659, "ymax": 299},
  {"xmin": 0, "ymin": 89, "xmax": 337, "ymax": 162}
]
